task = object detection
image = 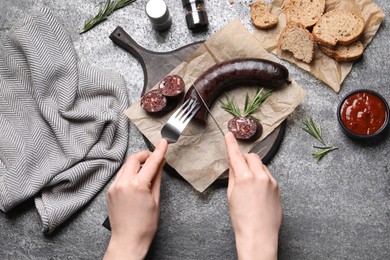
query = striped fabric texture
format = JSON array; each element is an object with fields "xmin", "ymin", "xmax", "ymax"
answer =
[{"xmin": 0, "ymin": 8, "xmax": 129, "ymax": 234}]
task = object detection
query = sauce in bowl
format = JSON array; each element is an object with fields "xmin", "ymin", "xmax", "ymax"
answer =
[{"xmin": 339, "ymin": 91, "xmax": 387, "ymax": 135}]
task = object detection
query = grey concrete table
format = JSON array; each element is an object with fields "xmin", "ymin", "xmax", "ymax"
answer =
[{"xmin": 1, "ymin": 0, "xmax": 389, "ymax": 259}]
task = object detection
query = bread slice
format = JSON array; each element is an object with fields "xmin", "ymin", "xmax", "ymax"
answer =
[
  {"xmin": 312, "ymin": 9, "xmax": 365, "ymax": 47},
  {"xmin": 250, "ymin": 1, "xmax": 278, "ymax": 30},
  {"xmin": 319, "ymin": 41, "xmax": 364, "ymax": 62},
  {"xmin": 285, "ymin": 0, "xmax": 326, "ymax": 28},
  {"xmin": 278, "ymin": 22, "xmax": 315, "ymax": 63}
]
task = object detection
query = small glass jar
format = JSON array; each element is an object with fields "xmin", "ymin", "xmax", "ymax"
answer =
[
  {"xmin": 145, "ymin": 0, "xmax": 172, "ymax": 32},
  {"xmin": 182, "ymin": 0, "xmax": 209, "ymax": 30}
]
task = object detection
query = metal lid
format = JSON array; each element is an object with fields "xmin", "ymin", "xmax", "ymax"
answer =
[
  {"xmin": 146, "ymin": 0, "xmax": 170, "ymax": 25},
  {"xmin": 182, "ymin": 0, "xmax": 204, "ymax": 7},
  {"xmin": 145, "ymin": 0, "xmax": 172, "ymax": 31}
]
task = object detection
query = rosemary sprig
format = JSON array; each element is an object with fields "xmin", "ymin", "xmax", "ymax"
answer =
[
  {"xmin": 80, "ymin": 0, "xmax": 136, "ymax": 34},
  {"xmin": 220, "ymin": 87, "xmax": 272, "ymax": 118},
  {"xmin": 302, "ymin": 117, "xmax": 325, "ymax": 145},
  {"xmin": 312, "ymin": 146, "xmax": 338, "ymax": 161},
  {"xmin": 220, "ymin": 93, "xmax": 241, "ymax": 117},
  {"xmin": 302, "ymin": 117, "xmax": 338, "ymax": 161},
  {"xmin": 243, "ymin": 88, "xmax": 273, "ymax": 117}
]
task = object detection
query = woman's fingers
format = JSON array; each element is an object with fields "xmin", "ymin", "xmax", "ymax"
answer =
[
  {"xmin": 112, "ymin": 150, "xmax": 151, "ymax": 185},
  {"xmin": 138, "ymin": 139, "xmax": 168, "ymax": 185},
  {"xmin": 224, "ymin": 132, "xmax": 251, "ymax": 179},
  {"xmin": 227, "ymin": 166, "xmax": 235, "ymax": 198},
  {"xmin": 243, "ymin": 153, "xmax": 263, "ymax": 174},
  {"xmin": 262, "ymin": 164, "xmax": 278, "ymax": 186},
  {"xmin": 243, "ymin": 153, "xmax": 278, "ymax": 186},
  {"xmin": 150, "ymin": 158, "xmax": 166, "ymax": 204}
]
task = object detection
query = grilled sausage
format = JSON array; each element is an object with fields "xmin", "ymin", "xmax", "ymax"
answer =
[{"xmin": 183, "ymin": 58, "xmax": 291, "ymax": 123}]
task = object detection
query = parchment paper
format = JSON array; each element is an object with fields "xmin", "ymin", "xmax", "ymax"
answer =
[
  {"xmin": 125, "ymin": 20, "xmax": 306, "ymax": 192},
  {"xmin": 252, "ymin": 0, "xmax": 385, "ymax": 92}
]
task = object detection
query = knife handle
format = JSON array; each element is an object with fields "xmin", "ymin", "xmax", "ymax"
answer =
[{"xmin": 102, "ymin": 217, "xmax": 111, "ymax": 231}]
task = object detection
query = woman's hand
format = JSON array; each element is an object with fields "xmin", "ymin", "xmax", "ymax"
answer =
[
  {"xmin": 224, "ymin": 132, "xmax": 282, "ymax": 260},
  {"xmin": 104, "ymin": 139, "xmax": 168, "ymax": 260}
]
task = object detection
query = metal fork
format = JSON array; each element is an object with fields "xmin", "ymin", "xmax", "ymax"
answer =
[{"xmin": 161, "ymin": 97, "xmax": 200, "ymax": 144}]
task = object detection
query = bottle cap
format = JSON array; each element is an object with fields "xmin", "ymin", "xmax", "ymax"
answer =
[
  {"xmin": 182, "ymin": 0, "xmax": 203, "ymax": 7},
  {"xmin": 146, "ymin": 0, "xmax": 172, "ymax": 31}
]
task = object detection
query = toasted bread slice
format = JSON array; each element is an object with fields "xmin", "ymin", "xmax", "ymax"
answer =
[
  {"xmin": 285, "ymin": 0, "xmax": 326, "ymax": 28},
  {"xmin": 250, "ymin": 1, "xmax": 278, "ymax": 30},
  {"xmin": 320, "ymin": 41, "xmax": 364, "ymax": 62},
  {"xmin": 278, "ymin": 22, "xmax": 315, "ymax": 63},
  {"xmin": 312, "ymin": 9, "xmax": 365, "ymax": 47}
]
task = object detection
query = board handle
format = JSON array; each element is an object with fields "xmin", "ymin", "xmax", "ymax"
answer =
[
  {"xmin": 109, "ymin": 26, "xmax": 204, "ymax": 91},
  {"xmin": 109, "ymin": 26, "xmax": 150, "ymax": 91},
  {"xmin": 109, "ymin": 26, "xmax": 149, "ymax": 62}
]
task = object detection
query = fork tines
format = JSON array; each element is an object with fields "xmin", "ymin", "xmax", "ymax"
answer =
[
  {"xmin": 161, "ymin": 97, "xmax": 200, "ymax": 144},
  {"xmin": 174, "ymin": 98, "xmax": 200, "ymax": 124}
]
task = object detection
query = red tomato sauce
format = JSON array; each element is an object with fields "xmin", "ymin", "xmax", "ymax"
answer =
[{"xmin": 340, "ymin": 92, "xmax": 387, "ymax": 135}]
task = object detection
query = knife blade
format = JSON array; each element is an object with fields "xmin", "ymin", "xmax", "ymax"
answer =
[{"xmin": 192, "ymin": 85, "xmax": 225, "ymax": 137}]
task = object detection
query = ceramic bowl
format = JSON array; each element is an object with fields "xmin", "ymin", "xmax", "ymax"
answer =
[{"xmin": 337, "ymin": 89, "xmax": 389, "ymax": 141}]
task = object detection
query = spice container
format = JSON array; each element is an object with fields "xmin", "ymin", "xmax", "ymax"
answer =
[
  {"xmin": 182, "ymin": 0, "xmax": 209, "ymax": 31},
  {"xmin": 145, "ymin": 0, "xmax": 172, "ymax": 32}
]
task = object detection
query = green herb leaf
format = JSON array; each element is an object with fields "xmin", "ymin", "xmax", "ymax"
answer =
[
  {"xmin": 244, "ymin": 93, "xmax": 250, "ymax": 113},
  {"xmin": 80, "ymin": 0, "xmax": 136, "ymax": 34},
  {"xmin": 302, "ymin": 118, "xmax": 326, "ymax": 145},
  {"xmin": 303, "ymin": 117, "xmax": 338, "ymax": 161},
  {"xmin": 312, "ymin": 146, "xmax": 338, "ymax": 161},
  {"xmin": 243, "ymin": 88, "xmax": 272, "ymax": 117},
  {"xmin": 220, "ymin": 93, "xmax": 241, "ymax": 117},
  {"xmin": 113, "ymin": 0, "xmax": 135, "ymax": 10},
  {"xmin": 220, "ymin": 88, "xmax": 272, "ymax": 119}
]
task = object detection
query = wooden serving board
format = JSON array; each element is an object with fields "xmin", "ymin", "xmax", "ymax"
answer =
[{"xmin": 109, "ymin": 27, "xmax": 286, "ymax": 180}]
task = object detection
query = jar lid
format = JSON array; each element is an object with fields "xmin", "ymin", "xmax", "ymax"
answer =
[
  {"xmin": 146, "ymin": 0, "xmax": 170, "ymax": 26},
  {"xmin": 182, "ymin": 0, "xmax": 204, "ymax": 7}
]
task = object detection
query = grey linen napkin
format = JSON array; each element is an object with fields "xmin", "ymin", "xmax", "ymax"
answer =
[{"xmin": 0, "ymin": 8, "xmax": 129, "ymax": 234}]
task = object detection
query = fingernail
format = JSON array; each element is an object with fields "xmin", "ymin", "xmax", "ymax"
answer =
[
  {"xmin": 157, "ymin": 139, "xmax": 167, "ymax": 149},
  {"xmin": 225, "ymin": 131, "xmax": 235, "ymax": 140}
]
